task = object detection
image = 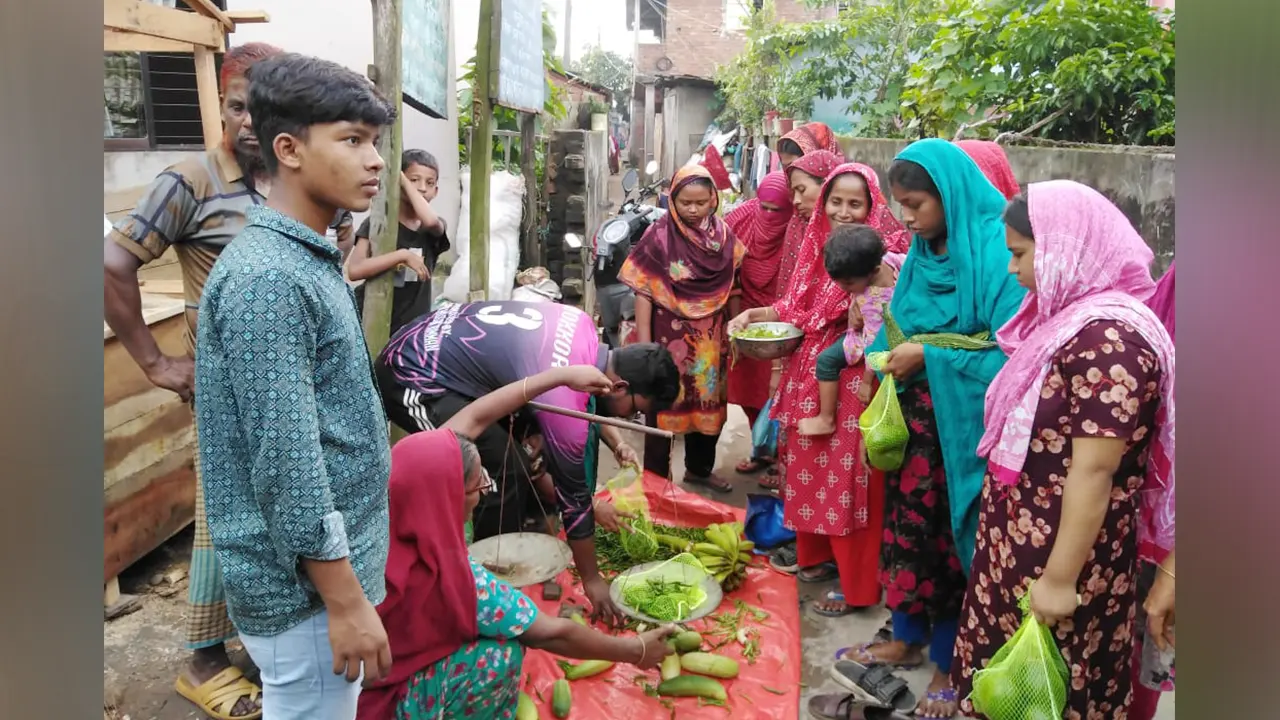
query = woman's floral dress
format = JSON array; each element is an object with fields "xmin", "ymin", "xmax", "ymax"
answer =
[
  {"xmin": 953, "ymin": 321, "xmax": 1164, "ymax": 719},
  {"xmin": 396, "ymin": 558, "xmax": 540, "ymax": 719}
]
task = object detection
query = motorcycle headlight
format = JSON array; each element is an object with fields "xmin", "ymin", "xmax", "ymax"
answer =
[{"xmin": 600, "ymin": 220, "xmax": 630, "ymax": 245}]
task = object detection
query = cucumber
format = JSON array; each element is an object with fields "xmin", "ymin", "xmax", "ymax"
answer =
[
  {"xmin": 680, "ymin": 651, "xmax": 741, "ymax": 679},
  {"xmin": 672, "ymin": 630, "xmax": 703, "ymax": 653},
  {"xmin": 516, "ymin": 691, "xmax": 540, "ymax": 720},
  {"xmin": 656, "ymin": 674, "xmax": 728, "ymax": 701},
  {"xmin": 660, "ymin": 653, "xmax": 682, "ymax": 681},
  {"xmin": 551, "ymin": 678, "xmax": 571, "ymax": 718},
  {"xmin": 562, "ymin": 660, "xmax": 614, "ymax": 681}
]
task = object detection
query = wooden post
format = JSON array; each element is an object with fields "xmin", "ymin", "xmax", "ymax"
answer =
[
  {"xmin": 519, "ymin": 113, "xmax": 538, "ymax": 268},
  {"xmin": 192, "ymin": 46, "xmax": 222, "ymax": 148},
  {"xmin": 469, "ymin": 0, "xmax": 498, "ymax": 301},
  {"xmin": 363, "ymin": 0, "xmax": 404, "ymax": 356}
]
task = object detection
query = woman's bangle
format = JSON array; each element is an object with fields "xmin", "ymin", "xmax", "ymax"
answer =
[
  {"xmin": 521, "ymin": 377, "xmax": 530, "ymax": 404},
  {"xmin": 636, "ymin": 635, "xmax": 646, "ymax": 666},
  {"xmin": 1156, "ymin": 563, "xmax": 1175, "ymax": 581}
]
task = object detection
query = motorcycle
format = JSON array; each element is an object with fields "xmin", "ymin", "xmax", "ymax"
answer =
[{"xmin": 579, "ymin": 160, "xmax": 667, "ymax": 348}]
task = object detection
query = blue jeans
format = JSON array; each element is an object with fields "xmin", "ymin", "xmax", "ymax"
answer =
[
  {"xmin": 239, "ymin": 610, "xmax": 362, "ymax": 720},
  {"xmin": 891, "ymin": 610, "xmax": 959, "ymax": 674}
]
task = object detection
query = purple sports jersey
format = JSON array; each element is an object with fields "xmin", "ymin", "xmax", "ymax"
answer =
[{"xmin": 379, "ymin": 301, "xmax": 604, "ymax": 538}]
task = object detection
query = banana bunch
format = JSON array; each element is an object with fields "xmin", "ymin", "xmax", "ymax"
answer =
[{"xmin": 693, "ymin": 522, "xmax": 754, "ymax": 592}]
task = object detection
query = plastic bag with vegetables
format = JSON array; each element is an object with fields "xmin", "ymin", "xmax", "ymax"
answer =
[
  {"xmin": 969, "ymin": 589, "xmax": 1070, "ymax": 720},
  {"xmin": 859, "ymin": 352, "xmax": 908, "ymax": 471},
  {"xmin": 605, "ymin": 466, "xmax": 657, "ymax": 561}
]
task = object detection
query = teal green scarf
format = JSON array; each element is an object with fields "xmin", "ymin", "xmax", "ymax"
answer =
[{"xmin": 868, "ymin": 139, "xmax": 1027, "ymax": 573}]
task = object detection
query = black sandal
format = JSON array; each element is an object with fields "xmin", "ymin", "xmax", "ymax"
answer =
[
  {"xmin": 808, "ymin": 694, "xmax": 913, "ymax": 720},
  {"xmin": 683, "ymin": 473, "xmax": 734, "ymax": 494},
  {"xmin": 829, "ymin": 661, "xmax": 917, "ymax": 712}
]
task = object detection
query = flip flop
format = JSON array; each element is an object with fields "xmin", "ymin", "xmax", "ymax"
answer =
[
  {"xmin": 174, "ymin": 667, "xmax": 263, "ymax": 720},
  {"xmin": 770, "ymin": 544, "xmax": 799, "ymax": 573},
  {"xmin": 812, "ymin": 589, "xmax": 857, "ymax": 617},
  {"xmin": 916, "ymin": 687, "xmax": 959, "ymax": 719},
  {"xmin": 735, "ymin": 456, "xmax": 775, "ymax": 474},
  {"xmin": 683, "ymin": 473, "xmax": 734, "ymax": 494},
  {"xmin": 758, "ymin": 467, "xmax": 783, "ymax": 491},
  {"xmin": 807, "ymin": 694, "xmax": 914, "ymax": 720},
  {"xmin": 829, "ymin": 661, "xmax": 917, "ymax": 713},
  {"xmin": 834, "ymin": 642, "xmax": 924, "ymax": 670},
  {"xmin": 797, "ymin": 562, "xmax": 839, "ymax": 584}
]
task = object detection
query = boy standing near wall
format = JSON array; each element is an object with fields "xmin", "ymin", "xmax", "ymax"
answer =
[{"xmin": 194, "ymin": 53, "xmax": 397, "ymax": 720}]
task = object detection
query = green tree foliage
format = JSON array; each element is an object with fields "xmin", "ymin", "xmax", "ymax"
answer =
[
  {"xmin": 458, "ymin": 5, "xmax": 567, "ymax": 170},
  {"xmin": 717, "ymin": 0, "xmax": 1174, "ymax": 146},
  {"xmin": 572, "ymin": 46, "xmax": 635, "ymax": 117},
  {"xmin": 901, "ymin": 0, "xmax": 1175, "ymax": 144}
]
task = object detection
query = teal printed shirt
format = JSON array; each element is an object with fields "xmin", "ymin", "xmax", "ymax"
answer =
[{"xmin": 195, "ymin": 205, "xmax": 392, "ymax": 637}]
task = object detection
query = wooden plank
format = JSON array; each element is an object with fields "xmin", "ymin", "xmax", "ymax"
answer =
[
  {"xmin": 103, "ymin": 0, "xmax": 225, "ymax": 50},
  {"xmin": 103, "ymin": 456, "xmax": 195, "ymax": 582},
  {"xmin": 104, "ymin": 186, "xmax": 148, "ymax": 215},
  {"xmin": 193, "ymin": 46, "xmax": 223, "ymax": 148},
  {"xmin": 177, "ymin": 0, "xmax": 234, "ymax": 30},
  {"xmin": 105, "ymin": 577, "xmax": 121, "ymax": 607},
  {"xmin": 103, "ymin": 28, "xmax": 195, "ymax": 53},
  {"xmin": 225, "ymin": 9, "xmax": 270, "ymax": 24},
  {"xmin": 138, "ymin": 279, "xmax": 185, "ymax": 295}
]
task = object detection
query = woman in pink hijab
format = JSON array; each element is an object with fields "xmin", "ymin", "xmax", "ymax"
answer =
[
  {"xmin": 953, "ymin": 181, "xmax": 1175, "ymax": 718},
  {"xmin": 725, "ymin": 171, "xmax": 794, "ymax": 473}
]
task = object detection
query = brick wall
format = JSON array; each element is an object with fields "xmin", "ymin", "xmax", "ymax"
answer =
[{"xmin": 636, "ymin": 0, "xmax": 833, "ymax": 80}]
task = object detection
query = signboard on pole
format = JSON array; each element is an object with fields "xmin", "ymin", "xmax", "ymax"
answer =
[
  {"xmin": 493, "ymin": 0, "xmax": 546, "ymax": 113},
  {"xmin": 402, "ymin": 0, "xmax": 450, "ymax": 118}
]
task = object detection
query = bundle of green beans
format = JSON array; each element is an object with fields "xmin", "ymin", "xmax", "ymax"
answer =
[{"xmin": 594, "ymin": 523, "xmax": 708, "ymax": 573}]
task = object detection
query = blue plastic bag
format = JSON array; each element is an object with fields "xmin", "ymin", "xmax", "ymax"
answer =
[
  {"xmin": 743, "ymin": 493, "xmax": 796, "ymax": 550},
  {"xmin": 751, "ymin": 398, "xmax": 779, "ymax": 459}
]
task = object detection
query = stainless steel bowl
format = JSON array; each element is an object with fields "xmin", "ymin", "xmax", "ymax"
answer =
[{"xmin": 731, "ymin": 321, "xmax": 804, "ymax": 361}]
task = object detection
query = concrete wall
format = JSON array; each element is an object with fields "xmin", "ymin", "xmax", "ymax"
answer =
[
  {"xmin": 103, "ymin": 0, "xmax": 463, "ymax": 248},
  {"xmin": 659, "ymin": 85, "xmax": 719, "ymax": 180},
  {"xmin": 839, "ymin": 138, "xmax": 1176, "ymax": 273},
  {"xmin": 546, "ymin": 130, "xmax": 609, "ymax": 310}
]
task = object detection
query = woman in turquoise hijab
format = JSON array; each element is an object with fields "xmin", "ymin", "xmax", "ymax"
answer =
[{"xmin": 831, "ymin": 139, "xmax": 1025, "ymax": 718}]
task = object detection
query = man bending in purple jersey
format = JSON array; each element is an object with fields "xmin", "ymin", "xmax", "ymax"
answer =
[{"xmin": 375, "ymin": 301, "xmax": 679, "ymax": 623}]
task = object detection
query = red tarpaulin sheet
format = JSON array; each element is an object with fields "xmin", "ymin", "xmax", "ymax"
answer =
[{"xmin": 520, "ymin": 471, "xmax": 801, "ymax": 719}]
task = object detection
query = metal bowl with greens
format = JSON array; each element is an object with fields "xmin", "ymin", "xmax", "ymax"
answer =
[{"xmin": 730, "ymin": 321, "xmax": 804, "ymax": 360}]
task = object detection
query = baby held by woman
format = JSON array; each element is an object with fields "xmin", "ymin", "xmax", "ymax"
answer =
[{"xmin": 797, "ymin": 224, "xmax": 905, "ymax": 436}]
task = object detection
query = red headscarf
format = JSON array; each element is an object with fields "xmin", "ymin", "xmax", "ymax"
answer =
[
  {"xmin": 776, "ymin": 150, "xmax": 842, "ymax": 298},
  {"xmin": 356, "ymin": 430, "xmax": 479, "ymax": 720},
  {"xmin": 726, "ymin": 171, "xmax": 792, "ymax": 308},
  {"xmin": 779, "ymin": 122, "xmax": 843, "ymax": 157},
  {"xmin": 1147, "ymin": 260, "xmax": 1175, "ymax": 342},
  {"xmin": 776, "ymin": 163, "xmax": 906, "ymax": 333},
  {"xmin": 956, "ymin": 140, "xmax": 1020, "ymax": 200},
  {"xmin": 619, "ymin": 165, "xmax": 746, "ymax": 319},
  {"xmin": 701, "ymin": 144, "xmax": 733, "ymax": 191}
]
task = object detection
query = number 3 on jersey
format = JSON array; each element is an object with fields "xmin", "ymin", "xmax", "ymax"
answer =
[{"xmin": 474, "ymin": 304, "xmax": 545, "ymax": 332}]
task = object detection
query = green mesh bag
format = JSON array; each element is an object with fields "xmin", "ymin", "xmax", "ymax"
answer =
[
  {"xmin": 969, "ymin": 590, "xmax": 1070, "ymax": 720},
  {"xmin": 859, "ymin": 352, "xmax": 908, "ymax": 471}
]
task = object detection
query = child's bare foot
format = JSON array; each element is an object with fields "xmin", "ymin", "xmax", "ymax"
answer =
[{"xmin": 798, "ymin": 415, "xmax": 837, "ymax": 436}]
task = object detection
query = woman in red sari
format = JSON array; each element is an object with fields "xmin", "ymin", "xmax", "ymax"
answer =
[
  {"xmin": 724, "ymin": 171, "xmax": 794, "ymax": 474},
  {"xmin": 620, "ymin": 165, "xmax": 746, "ymax": 493},
  {"xmin": 776, "ymin": 121, "xmax": 844, "ymax": 168},
  {"xmin": 956, "ymin": 140, "xmax": 1020, "ymax": 200},
  {"xmin": 728, "ymin": 163, "xmax": 907, "ymax": 615}
]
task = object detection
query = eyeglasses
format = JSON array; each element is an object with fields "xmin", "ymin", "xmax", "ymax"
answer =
[{"xmin": 477, "ymin": 467, "xmax": 497, "ymax": 496}]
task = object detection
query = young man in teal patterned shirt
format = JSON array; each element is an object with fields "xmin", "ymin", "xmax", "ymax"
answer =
[{"xmin": 194, "ymin": 53, "xmax": 396, "ymax": 720}]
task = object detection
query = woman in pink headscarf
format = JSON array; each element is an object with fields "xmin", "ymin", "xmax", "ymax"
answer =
[
  {"xmin": 953, "ymin": 181, "xmax": 1175, "ymax": 718},
  {"xmin": 725, "ymin": 171, "xmax": 794, "ymax": 474}
]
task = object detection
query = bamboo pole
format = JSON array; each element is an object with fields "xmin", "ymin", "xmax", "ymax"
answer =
[
  {"xmin": 527, "ymin": 401, "xmax": 673, "ymax": 438},
  {"xmin": 468, "ymin": 0, "xmax": 497, "ymax": 301},
  {"xmin": 363, "ymin": 0, "xmax": 404, "ymax": 356},
  {"xmin": 519, "ymin": 113, "xmax": 538, "ymax": 267}
]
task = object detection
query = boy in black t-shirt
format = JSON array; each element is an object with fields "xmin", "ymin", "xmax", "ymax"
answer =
[{"xmin": 349, "ymin": 149, "xmax": 450, "ymax": 331}]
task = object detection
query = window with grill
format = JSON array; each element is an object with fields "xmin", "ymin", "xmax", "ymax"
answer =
[{"xmin": 104, "ymin": 0, "xmax": 227, "ymax": 149}]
